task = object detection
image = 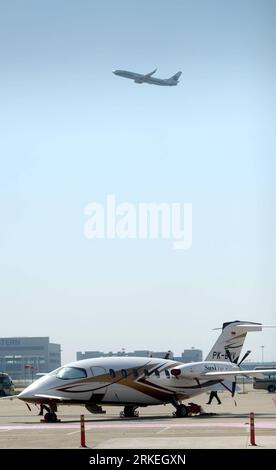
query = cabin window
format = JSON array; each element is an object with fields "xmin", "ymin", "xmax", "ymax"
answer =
[
  {"xmin": 154, "ymin": 370, "xmax": 160, "ymax": 378},
  {"xmin": 55, "ymin": 367, "xmax": 87, "ymax": 380},
  {"xmin": 165, "ymin": 369, "xmax": 170, "ymax": 378},
  {"xmin": 109, "ymin": 369, "xmax": 116, "ymax": 379},
  {"xmin": 121, "ymin": 369, "xmax": 127, "ymax": 378},
  {"xmin": 144, "ymin": 369, "xmax": 149, "ymax": 377},
  {"xmin": 132, "ymin": 368, "xmax": 139, "ymax": 378}
]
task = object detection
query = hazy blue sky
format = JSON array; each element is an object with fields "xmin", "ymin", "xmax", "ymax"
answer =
[{"xmin": 0, "ymin": 0, "xmax": 275, "ymax": 363}]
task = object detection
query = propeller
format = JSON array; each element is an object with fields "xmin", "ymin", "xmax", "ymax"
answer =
[
  {"xmin": 224, "ymin": 348, "xmax": 251, "ymax": 399},
  {"xmin": 220, "ymin": 380, "xmax": 237, "ymax": 406},
  {"xmin": 237, "ymin": 350, "xmax": 251, "ymax": 366},
  {"xmin": 225, "ymin": 348, "xmax": 251, "ymax": 365}
]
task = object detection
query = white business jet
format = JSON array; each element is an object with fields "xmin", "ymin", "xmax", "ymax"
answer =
[{"xmin": 18, "ymin": 320, "xmax": 276, "ymax": 422}]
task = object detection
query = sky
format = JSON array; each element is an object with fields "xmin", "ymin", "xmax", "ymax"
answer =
[{"xmin": 0, "ymin": 0, "xmax": 275, "ymax": 364}]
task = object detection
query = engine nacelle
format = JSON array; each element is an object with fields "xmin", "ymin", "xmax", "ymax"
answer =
[
  {"xmin": 171, "ymin": 361, "xmax": 239, "ymax": 379},
  {"xmin": 171, "ymin": 364, "xmax": 204, "ymax": 379},
  {"xmin": 134, "ymin": 79, "xmax": 144, "ymax": 84}
]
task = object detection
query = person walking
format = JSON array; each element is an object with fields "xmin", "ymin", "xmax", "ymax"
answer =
[{"xmin": 206, "ymin": 390, "xmax": 221, "ymax": 404}]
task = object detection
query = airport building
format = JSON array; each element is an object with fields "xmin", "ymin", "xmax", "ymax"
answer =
[
  {"xmin": 77, "ymin": 349, "xmax": 204, "ymax": 362},
  {"xmin": 180, "ymin": 348, "xmax": 203, "ymax": 363},
  {"xmin": 77, "ymin": 350, "xmax": 174, "ymax": 360},
  {"xmin": 0, "ymin": 337, "xmax": 61, "ymax": 380}
]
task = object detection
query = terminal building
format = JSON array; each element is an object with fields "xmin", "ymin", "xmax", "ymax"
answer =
[
  {"xmin": 76, "ymin": 349, "xmax": 204, "ymax": 362},
  {"xmin": 179, "ymin": 348, "xmax": 203, "ymax": 363},
  {"xmin": 0, "ymin": 337, "xmax": 61, "ymax": 380},
  {"xmin": 77, "ymin": 350, "xmax": 174, "ymax": 360}
]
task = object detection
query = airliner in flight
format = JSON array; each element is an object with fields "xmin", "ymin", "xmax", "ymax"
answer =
[
  {"xmin": 112, "ymin": 68, "xmax": 182, "ymax": 86},
  {"xmin": 17, "ymin": 320, "xmax": 276, "ymax": 422}
]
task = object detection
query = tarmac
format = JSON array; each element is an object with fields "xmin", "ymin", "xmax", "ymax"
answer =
[{"xmin": 0, "ymin": 385, "xmax": 275, "ymax": 449}]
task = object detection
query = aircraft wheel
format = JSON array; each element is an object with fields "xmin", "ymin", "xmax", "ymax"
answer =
[
  {"xmin": 44, "ymin": 412, "xmax": 58, "ymax": 423},
  {"xmin": 176, "ymin": 404, "xmax": 188, "ymax": 418},
  {"xmin": 123, "ymin": 406, "xmax": 138, "ymax": 418}
]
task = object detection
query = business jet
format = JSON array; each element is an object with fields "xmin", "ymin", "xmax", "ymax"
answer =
[
  {"xmin": 112, "ymin": 68, "xmax": 182, "ymax": 86},
  {"xmin": 17, "ymin": 320, "xmax": 276, "ymax": 422}
]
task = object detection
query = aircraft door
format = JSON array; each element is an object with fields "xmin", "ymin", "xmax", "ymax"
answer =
[{"xmin": 89, "ymin": 366, "xmax": 108, "ymax": 402}]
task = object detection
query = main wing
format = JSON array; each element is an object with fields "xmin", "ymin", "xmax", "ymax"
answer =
[
  {"xmin": 142, "ymin": 68, "xmax": 157, "ymax": 79},
  {"xmin": 204, "ymin": 369, "xmax": 276, "ymax": 379}
]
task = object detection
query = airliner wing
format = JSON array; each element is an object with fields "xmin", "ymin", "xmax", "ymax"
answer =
[
  {"xmin": 204, "ymin": 369, "xmax": 276, "ymax": 379},
  {"xmin": 143, "ymin": 68, "xmax": 157, "ymax": 78}
]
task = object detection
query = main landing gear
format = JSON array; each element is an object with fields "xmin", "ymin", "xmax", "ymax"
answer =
[
  {"xmin": 120, "ymin": 405, "xmax": 139, "ymax": 418},
  {"xmin": 174, "ymin": 403, "xmax": 188, "ymax": 418},
  {"xmin": 41, "ymin": 403, "xmax": 59, "ymax": 423},
  {"xmin": 171, "ymin": 398, "xmax": 202, "ymax": 418}
]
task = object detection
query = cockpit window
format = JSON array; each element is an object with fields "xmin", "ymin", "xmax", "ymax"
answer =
[{"xmin": 54, "ymin": 367, "xmax": 87, "ymax": 380}]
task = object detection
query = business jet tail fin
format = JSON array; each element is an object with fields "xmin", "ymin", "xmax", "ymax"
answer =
[{"xmin": 205, "ymin": 320, "xmax": 263, "ymax": 363}]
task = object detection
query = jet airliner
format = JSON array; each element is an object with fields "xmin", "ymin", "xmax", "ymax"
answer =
[
  {"xmin": 113, "ymin": 68, "xmax": 182, "ymax": 86},
  {"xmin": 16, "ymin": 320, "xmax": 276, "ymax": 422}
]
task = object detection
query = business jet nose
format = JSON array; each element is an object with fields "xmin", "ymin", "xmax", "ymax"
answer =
[
  {"xmin": 112, "ymin": 70, "xmax": 118, "ymax": 75},
  {"xmin": 18, "ymin": 388, "xmax": 32, "ymax": 401},
  {"xmin": 18, "ymin": 381, "xmax": 41, "ymax": 402}
]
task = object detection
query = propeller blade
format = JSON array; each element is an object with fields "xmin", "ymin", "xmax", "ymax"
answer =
[
  {"xmin": 238, "ymin": 350, "xmax": 251, "ymax": 366},
  {"xmin": 225, "ymin": 349, "xmax": 233, "ymax": 362},
  {"xmin": 220, "ymin": 380, "xmax": 237, "ymax": 405},
  {"xmin": 231, "ymin": 381, "xmax": 237, "ymax": 397}
]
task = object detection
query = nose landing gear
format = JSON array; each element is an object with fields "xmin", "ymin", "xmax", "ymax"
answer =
[
  {"xmin": 44, "ymin": 411, "xmax": 58, "ymax": 423},
  {"xmin": 40, "ymin": 402, "xmax": 60, "ymax": 423},
  {"xmin": 120, "ymin": 405, "xmax": 139, "ymax": 418}
]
